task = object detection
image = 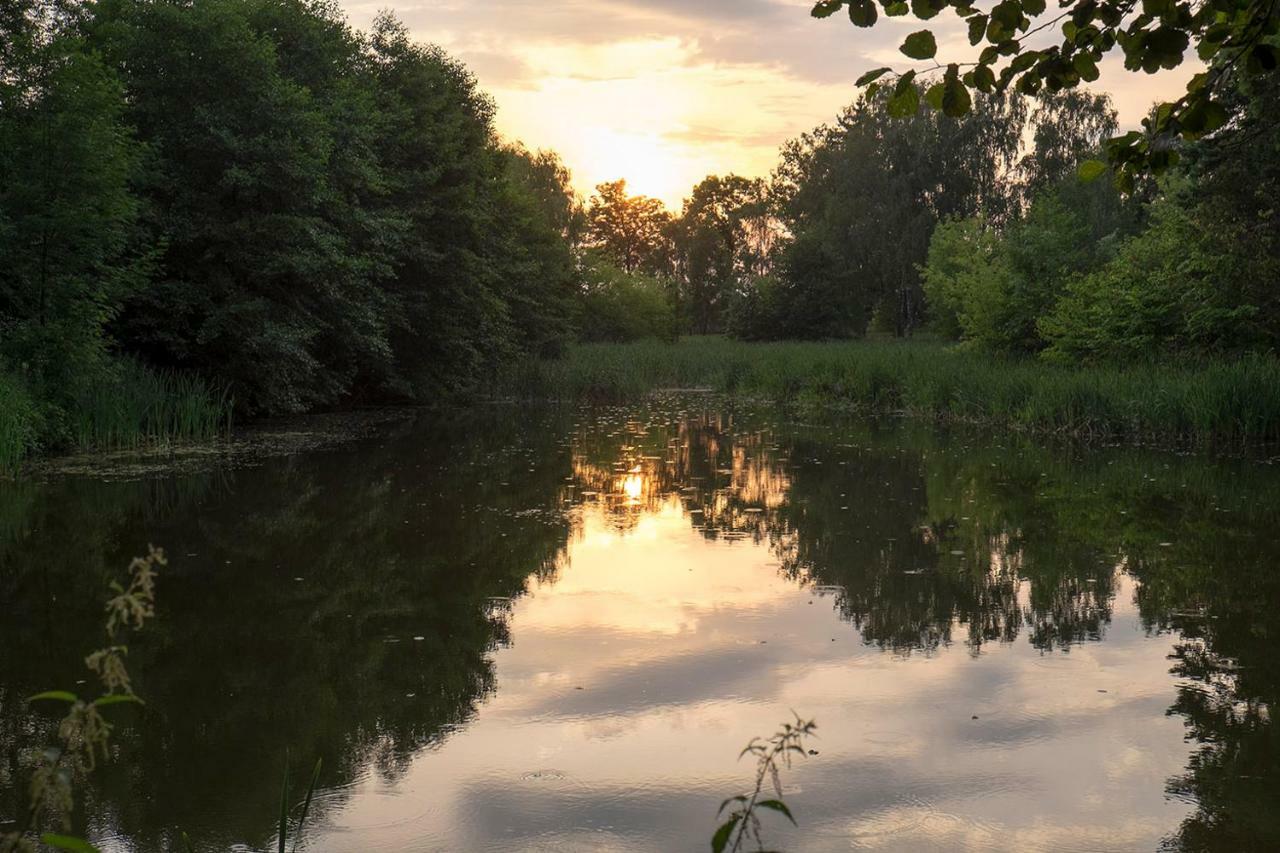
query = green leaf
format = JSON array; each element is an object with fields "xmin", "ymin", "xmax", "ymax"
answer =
[
  {"xmin": 811, "ymin": 0, "xmax": 843, "ymax": 17},
  {"xmin": 942, "ymin": 74, "xmax": 972, "ymax": 117},
  {"xmin": 888, "ymin": 73, "xmax": 920, "ymax": 116},
  {"xmin": 1077, "ymin": 159, "xmax": 1108, "ymax": 182},
  {"xmin": 93, "ymin": 693, "xmax": 145, "ymax": 708},
  {"xmin": 1072, "ymin": 53, "xmax": 1100, "ymax": 81},
  {"xmin": 756, "ymin": 799, "xmax": 798, "ymax": 825},
  {"xmin": 848, "ymin": 0, "xmax": 879, "ymax": 26},
  {"xmin": 40, "ymin": 835, "xmax": 100, "ymax": 853},
  {"xmin": 29, "ymin": 690, "xmax": 79, "ymax": 704},
  {"xmin": 967, "ymin": 14, "xmax": 988, "ymax": 45},
  {"xmin": 1023, "ymin": 0, "xmax": 1046, "ymax": 14},
  {"xmin": 924, "ymin": 83, "xmax": 946, "ymax": 110},
  {"xmin": 711, "ymin": 816, "xmax": 741, "ymax": 853},
  {"xmin": 884, "ymin": 0, "xmax": 910, "ymax": 14},
  {"xmin": 910, "ymin": 0, "xmax": 946, "ymax": 19},
  {"xmin": 856, "ymin": 67, "xmax": 892, "ymax": 86},
  {"xmin": 1249, "ymin": 44, "xmax": 1277, "ymax": 73},
  {"xmin": 900, "ymin": 30, "xmax": 938, "ymax": 60},
  {"xmin": 973, "ymin": 64, "xmax": 996, "ymax": 92}
]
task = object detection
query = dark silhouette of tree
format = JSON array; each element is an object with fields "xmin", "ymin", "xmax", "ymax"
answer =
[{"xmin": 585, "ymin": 180, "xmax": 672, "ymax": 275}]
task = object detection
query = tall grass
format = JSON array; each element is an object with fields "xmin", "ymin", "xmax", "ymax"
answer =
[
  {"xmin": 1, "ymin": 359, "xmax": 233, "ymax": 473},
  {"xmin": 0, "ymin": 371, "xmax": 42, "ymax": 473},
  {"xmin": 497, "ymin": 336, "xmax": 1280, "ymax": 447},
  {"xmin": 70, "ymin": 358, "xmax": 234, "ymax": 451}
]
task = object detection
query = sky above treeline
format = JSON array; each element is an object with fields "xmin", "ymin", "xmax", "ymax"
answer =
[{"xmin": 341, "ymin": 0, "xmax": 1194, "ymax": 208}]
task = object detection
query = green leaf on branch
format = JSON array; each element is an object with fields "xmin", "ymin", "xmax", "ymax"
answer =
[
  {"xmin": 93, "ymin": 693, "xmax": 145, "ymax": 707},
  {"xmin": 811, "ymin": 0, "xmax": 843, "ymax": 17},
  {"xmin": 888, "ymin": 72, "xmax": 920, "ymax": 116},
  {"xmin": 942, "ymin": 74, "xmax": 972, "ymax": 116},
  {"xmin": 29, "ymin": 690, "xmax": 79, "ymax": 704},
  {"xmin": 711, "ymin": 816, "xmax": 741, "ymax": 853},
  {"xmin": 849, "ymin": 0, "xmax": 879, "ymax": 26},
  {"xmin": 900, "ymin": 30, "xmax": 938, "ymax": 60},
  {"xmin": 756, "ymin": 799, "xmax": 798, "ymax": 825},
  {"xmin": 856, "ymin": 67, "xmax": 892, "ymax": 86},
  {"xmin": 967, "ymin": 14, "xmax": 988, "ymax": 45}
]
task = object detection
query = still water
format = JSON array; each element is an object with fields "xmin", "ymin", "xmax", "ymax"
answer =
[{"xmin": 2, "ymin": 399, "xmax": 1278, "ymax": 851}]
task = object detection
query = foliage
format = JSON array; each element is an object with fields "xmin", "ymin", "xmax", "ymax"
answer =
[
  {"xmin": 812, "ymin": 0, "xmax": 1280, "ymax": 186},
  {"xmin": 712, "ymin": 715, "xmax": 816, "ymax": 853},
  {"xmin": 758, "ymin": 87, "xmax": 1115, "ymax": 341},
  {"xmin": 1039, "ymin": 199, "xmax": 1269, "ymax": 362},
  {"xmin": 0, "ymin": 2, "xmax": 142, "ymax": 403},
  {"xmin": 575, "ymin": 257, "xmax": 679, "ymax": 343},
  {"xmin": 0, "ymin": 0, "xmax": 582, "ymax": 437}
]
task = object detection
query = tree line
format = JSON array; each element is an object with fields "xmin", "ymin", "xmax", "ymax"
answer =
[
  {"xmin": 578, "ymin": 38, "xmax": 1278, "ymax": 362},
  {"xmin": 1, "ymin": 0, "xmax": 579, "ymax": 435},
  {"xmin": 2, "ymin": 0, "xmax": 1277, "ymax": 462}
]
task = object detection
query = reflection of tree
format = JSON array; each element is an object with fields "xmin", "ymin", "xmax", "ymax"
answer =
[
  {"xmin": 1128, "ymin": 515, "xmax": 1280, "ymax": 852},
  {"xmin": 4, "ymin": 404, "xmax": 1280, "ymax": 850},
  {"xmin": 568, "ymin": 408, "xmax": 789, "ymax": 542},
  {"xmin": 0, "ymin": 409, "xmax": 576, "ymax": 850}
]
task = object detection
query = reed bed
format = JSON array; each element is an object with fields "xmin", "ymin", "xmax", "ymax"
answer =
[
  {"xmin": 1, "ymin": 359, "xmax": 233, "ymax": 473},
  {"xmin": 69, "ymin": 359, "xmax": 233, "ymax": 450},
  {"xmin": 497, "ymin": 336, "xmax": 1280, "ymax": 447}
]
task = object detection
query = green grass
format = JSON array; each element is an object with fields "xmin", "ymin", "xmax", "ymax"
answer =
[
  {"xmin": 497, "ymin": 336, "xmax": 1280, "ymax": 447},
  {"xmin": 69, "ymin": 358, "xmax": 234, "ymax": 452},
  {"xmin": 1, "ymin": 359, "xmax": 234, "ymax": 474},
  {"xmin": 0, "ymin": 372, "xmax": 42, "ymax": 473}
]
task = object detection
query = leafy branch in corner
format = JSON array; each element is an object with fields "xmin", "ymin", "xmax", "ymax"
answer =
[
  {"xmin": 811, "ymin": 0, "xmax": 1279, "ymax": 189},
  {"xmin": 1, "ymin": 546, "xmax": 166, "ymax": 853},
  {"xmin": 712, "ymin": 715, "xmax": 817, "ymax": 853}
]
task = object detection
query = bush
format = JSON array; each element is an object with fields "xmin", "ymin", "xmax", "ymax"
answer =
[
  {"xmin": 1039, "ymin": 201, "xmax": 1264, "ymax": 363},
  {"xmin": 576, "ymin": 260, "xmax": 678, "ymax": 343}
]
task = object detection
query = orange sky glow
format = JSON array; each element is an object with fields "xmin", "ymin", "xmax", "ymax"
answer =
[{"xmin": 341, "ymin": 0, "xmax": 1194, "ymax": 209}]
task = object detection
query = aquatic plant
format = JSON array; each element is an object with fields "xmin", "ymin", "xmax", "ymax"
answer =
[{"xmin": 713, "ymin": 714, "xmax": 817, "ymax": 853}]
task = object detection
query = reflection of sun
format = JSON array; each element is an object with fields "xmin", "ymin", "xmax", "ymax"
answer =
[{"xmin": 623, "ymin": 472, "xmax": 644, "ymax": 501}]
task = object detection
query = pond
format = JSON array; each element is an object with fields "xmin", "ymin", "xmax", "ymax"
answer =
[{"xmin": 2, "ymin": 398, "xmax": 1278, "ymax": 852}]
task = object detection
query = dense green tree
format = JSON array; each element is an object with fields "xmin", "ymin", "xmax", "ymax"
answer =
[
  {"xmin": 0, "ymin": 2, "xmax": 140, "ymax": 405},
  {"xmin": 755, "ymin": 87, "xmax": 1027, "ymax": 338},
  {"xmin": 670, "ymin": 175, "xmax": 767, "ymax": 334}
]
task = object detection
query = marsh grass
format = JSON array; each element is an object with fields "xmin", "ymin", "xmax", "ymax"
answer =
[
  {"xmin": 70, "ymin": 359, "xmax": 233, "ymax": 451},
  {"xmin": 1, "ymin": 360, "xmax": 233, "ymax": 474},
  {"xmin": 497, "ymin": 336, "xmax": 1280, "ymax": 447},
  {"xmin": 0, "ymin": 373, "xmax": 41, "ymax": 473}
]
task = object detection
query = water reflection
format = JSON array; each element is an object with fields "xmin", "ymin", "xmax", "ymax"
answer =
[{"xmin": 1, "ymin": 401, "xmax": 1278, "ymax": 850}]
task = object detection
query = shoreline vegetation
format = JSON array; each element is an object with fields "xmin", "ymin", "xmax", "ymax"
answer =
[
  {"xmin": 7, "ymin": 335, "xmax": 1280, "ymax": 476},
  {"xmin": 500, "ymin": 337, "xmax": 1280, "ymax": 449}
]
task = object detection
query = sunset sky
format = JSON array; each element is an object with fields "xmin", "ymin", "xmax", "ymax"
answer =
[{"xmin": 341, "ymin": 0, "xmax": 1194, "ymax": 208}]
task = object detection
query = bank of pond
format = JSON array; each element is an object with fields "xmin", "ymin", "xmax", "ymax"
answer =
[{"xmin": 4, "ymin": 338, "xmax": 1280, "ymax": 476}]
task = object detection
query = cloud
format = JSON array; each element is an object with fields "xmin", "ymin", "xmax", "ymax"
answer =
[{"xmin": 337, "ymin": 0, "xmax": 1195, "ymax": 205}]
